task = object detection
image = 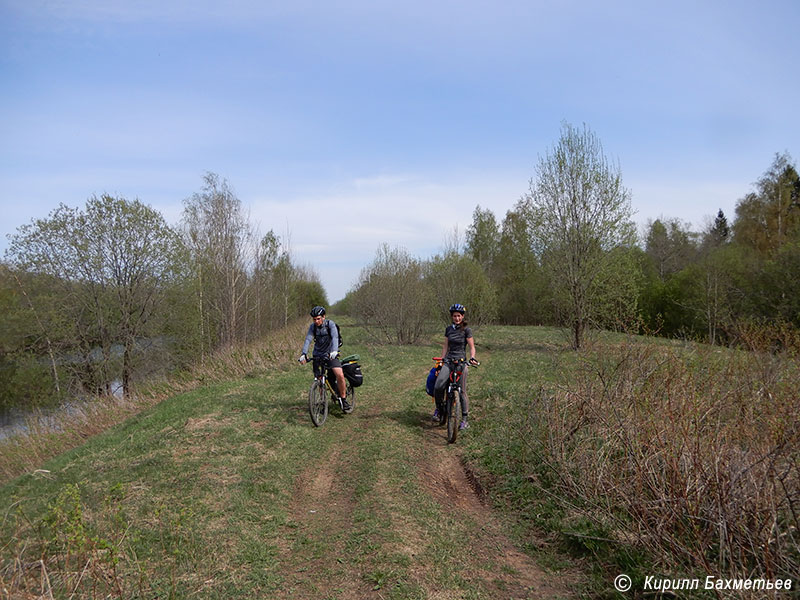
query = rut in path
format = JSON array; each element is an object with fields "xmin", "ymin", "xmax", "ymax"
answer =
[
  {"xmin": 416, "ymin": 415, "xmax": 576, "ymax": 599},
  {"xmin": 283, "ymin": 363, "xmax": 578, "ymax": 599}
]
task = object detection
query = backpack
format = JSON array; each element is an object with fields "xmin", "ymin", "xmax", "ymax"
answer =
[{"xmin": 324, "ymin": 320, "xmax": 343, "ymax": 348}]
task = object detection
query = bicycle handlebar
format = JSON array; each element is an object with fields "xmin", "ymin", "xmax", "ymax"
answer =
[{"xmin": 432, "ymin": 357, "xmax": 480, "ymax": 367}]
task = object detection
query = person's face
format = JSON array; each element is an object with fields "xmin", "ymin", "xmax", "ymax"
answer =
[
  {"xmin": 451, "ymin": 311, "xmax": 464, "ymax": 325},
  {"xmin": 313, "ymin": 315, "xmax": 325, "ymax": 326}
]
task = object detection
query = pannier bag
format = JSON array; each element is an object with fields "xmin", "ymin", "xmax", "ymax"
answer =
[
  {"xmin": 340, "ymin": 354, "xmax": 364, "ymax": 387},
  {"xmin": 426, "ymin": 361, "xmax": 442, "ymax": 396}
]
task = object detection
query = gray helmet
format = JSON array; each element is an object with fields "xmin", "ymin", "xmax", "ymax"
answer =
[{"xmin": 310, "ymin": 306, "xmax": 326, "ymax": 317}]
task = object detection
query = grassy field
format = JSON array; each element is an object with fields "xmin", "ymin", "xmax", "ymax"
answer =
[{"xmin": 1, "ymin": 320, "xmax": 797, "ymax": 598}]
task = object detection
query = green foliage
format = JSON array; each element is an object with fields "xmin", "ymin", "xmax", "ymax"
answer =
[
  {"xmin": 644, "ymin": 217, "xmax": 697, "ymax": 280},
  {"xmin": 1, "ymin": 175, "xmax": 324, "ymax": 414},
  {"xmin": 290, "ymin": 279, "xmax": 328, "ymax": 316},
  {"xmin": 350, "ymin": 244, "xmax": 434, "ymax": 344},
  {"xmin": 753, "ymin": 241, "xmax": 800, "ymax": 327},
  {"xmin": 493, "ymin": 208, "xmax": 553, "ymax": 325},
  {"xmin": 5, "ymin": 195, "xmax": 184, "ymax": 399},
  {"xmin": 0, "ymin": 352, "xmax": 58, "ymax": 412},
  {"xmin": 330, "ymin": 289, "xmax": 355, "ymax": 315},
  {"xmin": 521, "ymin": 122, "xmax": 637, "ymax": 348},
  {"xmin": 733, "ymin": 152, "xmax": 800, "ymax": 256},
  {"xmin": 425, "ymin": 250, "xmax": 497, "ymax": 327},
  {"xmin": 465, "ymin": 205, "xmax": 500, "ymax": 273}
]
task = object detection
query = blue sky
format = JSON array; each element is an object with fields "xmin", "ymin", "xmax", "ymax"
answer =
[{"xmin": 2, "ymin": 1, "xmax": 798, "ymax": 302}]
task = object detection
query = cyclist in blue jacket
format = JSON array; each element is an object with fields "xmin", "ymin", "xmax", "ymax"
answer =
[
  {"xmin": 433, "ymin": 303, "xmax": 478, "ymax": 430},
  {"xmin": 298, "ymin": 306, "xmax": 351, "ymax": 413}
]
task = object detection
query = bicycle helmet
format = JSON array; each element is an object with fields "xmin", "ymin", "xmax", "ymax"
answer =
[
  {"xmin": 449, "ymin": 303, "xmax": 466, "ymax": 314},
  {"xmin": 310, "ymin": 306, "xmax": 326, "ymax": 317}
]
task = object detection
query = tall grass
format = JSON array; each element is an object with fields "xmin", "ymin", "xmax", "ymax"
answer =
[{"xmin": 511, "ymin": 333, "xmax": 799, "ymax": 589}]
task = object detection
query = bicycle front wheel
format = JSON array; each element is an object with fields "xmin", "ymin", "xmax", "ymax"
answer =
[
  {"xmin": 309, "ymin": 379, "xmax": 328, "ymax": 427},
  {"xmin": 446, "ymin": 389, "xmax": 459, "ymax": 444}
]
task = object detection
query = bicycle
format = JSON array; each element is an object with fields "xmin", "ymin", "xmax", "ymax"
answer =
[
  {"xmin": 432, "ymin": 356, "xmax": 479, "ymax": 444},
  {"xmin": 306, "ymin": 357, "xmax": 355, "ymax": 427}
]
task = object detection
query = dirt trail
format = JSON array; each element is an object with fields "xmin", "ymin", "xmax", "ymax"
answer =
[
  {"xmin": 418, "ymin": 423, "xmax": 573, "ymax": 599},
  {"xmin": 282, "ymin": 363, "xmax": 577, "ymax": 599}
]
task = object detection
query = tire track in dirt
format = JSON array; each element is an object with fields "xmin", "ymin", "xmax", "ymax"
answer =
[
  {"xmin": 360, "ymin": 358, "xmax": 577, "ymax": 598},
  {"xmin": 367, "ymin": 358, "xmax": 577, "ymax": 598},
  {"xmin": 279, "ymin": 377, "xmax": 387, "ymax": 599},
  {"xmin": 417, "ymin": 431, "xmax": 575, "ymax": 598},
  {"xmin": 282, "ymin": 355, "xmax": 578, "ymax": 598},
  {"xmin": 281, "ymin": 440, "xmax": 374, "ymax": 600},
  {"xmin": 412, "ymin": 358, "xmax": 578, "ymax": 600}
]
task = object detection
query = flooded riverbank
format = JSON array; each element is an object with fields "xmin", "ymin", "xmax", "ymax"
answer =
[{"xmin": 0, "ymin": 381, "xmax": 124, "ymax": 440}]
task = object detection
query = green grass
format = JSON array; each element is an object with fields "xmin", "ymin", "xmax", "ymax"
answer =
[{"xmin": 5, "ymin": 319, "xmax": 792, "ymax": 598}]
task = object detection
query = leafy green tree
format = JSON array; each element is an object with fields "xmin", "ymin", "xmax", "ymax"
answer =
[
  {"xmin": 733, "ymin": 153, "xmax": 800, "ymax": 256},
  {"xmin": 425, "ymin": 250, "xmax": 497, "ymax": 327},
  {"xmin": 666, "ymin": 244, "xmax": 756, "ymax": 344},
  {"xmin": 465, "ymin": 205, "xmax": 500, "ymax": 274},
  {"xmin": 645, "ymin": 218, "xmax": 697, "ymax": 280},
  {"xmin": 0, "ymin": 264, "xmax": 63, "ymax": 410},
  {"xmin": 289, "ymin": 268, "xmax": 328, "ymax": 319},
  {"xmin": 520, "ymin": 122, "xmax": 637, "ymax": 348},
  {"xmin": 351, "ymin": 245, "xmax": 433, "ymax": 344},
  {"xmin": 493, "ymin": 207, "xmax": 552, "ymax": 325},
  {"xmin": 7, "ymin": 195, "xmax": 183, "ymax": 397},
  {"xmin": 749, "ymin": 242, "xmax": 800, "ymax": 328}
]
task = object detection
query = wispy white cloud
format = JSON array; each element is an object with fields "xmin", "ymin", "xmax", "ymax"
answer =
[{"xmin": 248, "ymin": 172, "xmax": 525, "ymax": 301}]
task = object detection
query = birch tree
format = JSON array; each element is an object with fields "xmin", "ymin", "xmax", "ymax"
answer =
[{"xmin": 521, "ymin": 122, "xmax": 636, "ymax": 349}]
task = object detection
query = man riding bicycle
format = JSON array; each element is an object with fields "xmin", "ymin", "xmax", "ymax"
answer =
[
  {"xmin": 298, "ymin": 306, "xmax": 351, "ymax": 413},
  {"xmin": 433, "ymin": 303, "xmax": 478, "ymax": 430}
]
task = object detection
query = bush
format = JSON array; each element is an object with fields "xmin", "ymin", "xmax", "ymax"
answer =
[{"xmin": 486, "ymin": 335, "xmax": 799, "ymax": 585}]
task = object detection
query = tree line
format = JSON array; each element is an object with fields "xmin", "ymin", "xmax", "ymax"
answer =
[
  {"xmin": 3, "ymin": 124, "xmax": 797, "ymax": 412},
  {"xmin": 1, "ymin": 172, "xmax": 326, "ymax": 412},
  {"xmin": 340, "ymin": 124, "xmax": 799, "ymax": 351}
]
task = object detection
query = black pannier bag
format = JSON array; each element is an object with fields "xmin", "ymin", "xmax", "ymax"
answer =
[{"xmin": 340, "ymin": 354, "xmax": 364, "ymax": 387}]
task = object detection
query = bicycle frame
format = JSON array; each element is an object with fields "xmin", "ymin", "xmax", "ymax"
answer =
[
  {"xmin": 432, "ymin": 357, "xmax": 472, "ymax": 444},
  {"xmin": 446, "ymin": 359, "xmax": 467, "ymax": 394},
  {"xmin": 307, "ymin": 357, "xmax": 354, "ymax": 427},
  {"xmin": 314, "ymin": 360, "xmax": 338, "ymax": 396}
]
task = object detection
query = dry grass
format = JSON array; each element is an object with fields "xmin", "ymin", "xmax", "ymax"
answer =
[
  {"xmin": 521, "ymin": 332, "xmax": 799, "ymax": 588},
  {"xmin": 0, "ymin": 319, "xmax": 306, "ymax": 483}
]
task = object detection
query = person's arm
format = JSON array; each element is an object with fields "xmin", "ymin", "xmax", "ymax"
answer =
[
  {"xmin": 467, "ymin": 336, "xmax": 476, "ymax": 361},
  {"xmin": 328, "ymin": 319, "xmax": 339, "ymax": 357},
  {"xmin": 441, "ymin": 337, "xmax": 449, "ymax": 358},
  {"xmin": 299, "ymin": 324, "xmax": 314, "ymax": 362}
]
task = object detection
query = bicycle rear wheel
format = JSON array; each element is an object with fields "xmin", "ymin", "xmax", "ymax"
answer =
[
  {"xmin": 446, "ymin": 389, "xmax": 459, "ymax": 444},
  {"xmin": 309, "ymin": 379, "xmax": 328, "ymax": 427},
  {"xmin": 344, "ymin": 381, "xmax": 355, "ymax": 413}
]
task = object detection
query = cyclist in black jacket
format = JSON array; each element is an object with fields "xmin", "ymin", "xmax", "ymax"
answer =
[
  {"xmin": 298, "ymin": 306, "xmax": 350, "ymax": 412},
  {"xmin": 433, "ymin": 303, "xmax": 478, "ymax": 430}
]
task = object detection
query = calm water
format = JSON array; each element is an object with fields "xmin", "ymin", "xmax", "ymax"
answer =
[{"xmin": 0, "ymin": 380, "xmax": 124, "ymax": 440}]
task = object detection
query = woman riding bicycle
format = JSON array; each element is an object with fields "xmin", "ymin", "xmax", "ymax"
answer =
[
  {"xmin": 298, "ymin": 306, "xmax": 351, "ymax": 413},
  {"xmin": 433, "ymin": 303, "xmax": 478, "ymax": 430}
]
